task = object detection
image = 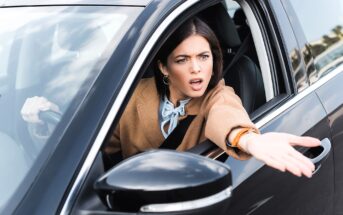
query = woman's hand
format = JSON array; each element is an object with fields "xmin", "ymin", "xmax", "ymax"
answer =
[
  {"xmin": 21, "ymin": 96, "xmax": 61, "ymax": 124},
  {"xmin": 238, "ymin": 132, "xmax": 321, "ymax": 178}
]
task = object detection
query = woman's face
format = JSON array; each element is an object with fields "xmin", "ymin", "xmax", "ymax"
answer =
[{"xmin": 159, "ymin": 34, "xmax": 213, "ymax": 104}]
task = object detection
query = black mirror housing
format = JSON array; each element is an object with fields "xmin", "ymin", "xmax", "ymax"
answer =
[{"xmin": 94, "ymin": 150, "xmax": 232, "ymax": 213}]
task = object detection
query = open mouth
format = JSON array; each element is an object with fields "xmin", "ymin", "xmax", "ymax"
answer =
[
  {"xmin": 189, "ymin": 78, "xmax": 203, "ymax": 91},
  {"xmin": 189, "ymin": 79, "xmax": 203, "ymax": 85}
]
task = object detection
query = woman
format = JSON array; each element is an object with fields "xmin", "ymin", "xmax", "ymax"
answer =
[{"xmin": 22, "ymin": 17, "xmax": 320, "ymax": 178}]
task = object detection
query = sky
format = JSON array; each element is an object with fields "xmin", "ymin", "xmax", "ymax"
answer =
[{"xmin": 290, "ymin": 0, "xmax": 343, "ymax": 41}]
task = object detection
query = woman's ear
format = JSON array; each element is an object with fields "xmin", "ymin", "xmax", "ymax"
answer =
[{"xmin": 158, "ymin": 61, "xmax": 169, "ymax": 76}]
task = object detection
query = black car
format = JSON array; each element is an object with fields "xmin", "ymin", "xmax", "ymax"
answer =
[{"xmin": 1, "ymin": 0, "xmax": 343, "ymax": 214}]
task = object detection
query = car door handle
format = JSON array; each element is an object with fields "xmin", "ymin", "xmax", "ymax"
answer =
[{"xmin": 304, "ymin": 138, "xmax": 331, "ymax": 174}]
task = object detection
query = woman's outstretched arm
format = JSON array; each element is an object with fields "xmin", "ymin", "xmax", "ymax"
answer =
[{"xmin": 230, "ymin": 130, "xmax": 321, "ymax": 178}]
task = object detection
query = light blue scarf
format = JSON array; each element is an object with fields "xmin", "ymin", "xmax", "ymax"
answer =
[{"xmin": 160, "ymin": 95, "xmax": 191, "ymax": 138}]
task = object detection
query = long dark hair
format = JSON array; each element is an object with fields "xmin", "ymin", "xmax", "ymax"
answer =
[{"xmin": 154, "ymin": 16, "xmax": 223, "ymax": 97}]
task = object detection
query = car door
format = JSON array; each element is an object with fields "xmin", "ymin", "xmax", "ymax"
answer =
[
  {"xmin": 221, "ymin": 0, "xmax": 334, "ymax": 214},
  {"xmin": 282, "ymin": 0, "xmax": 343, "ymax": 214},
  {"xmin": 316, "ymin": 67, "xmax": 343, "ymax": 215},
  {"xmin": 316, "ymin": 71, "xmax": 343, "ymax": 215}
]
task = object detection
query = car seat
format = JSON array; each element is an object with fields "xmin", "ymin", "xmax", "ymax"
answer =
[{"xmin": 201, "ymin": 4, "xmax": 266, "ymax": 114}]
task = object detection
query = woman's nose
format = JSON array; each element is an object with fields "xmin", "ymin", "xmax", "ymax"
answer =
[{"xmin": 191, "ymin": 60, "xmax": 201, "ymax": 73}]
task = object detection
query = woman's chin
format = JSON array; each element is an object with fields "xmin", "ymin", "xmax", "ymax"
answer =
[{"xmin": 187, "ymin": 89, "xmax": 206, "ymax": 98}]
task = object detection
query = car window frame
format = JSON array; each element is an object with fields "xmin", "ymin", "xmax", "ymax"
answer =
[
  {"xmin": 238, "ymin": 0, "xmax": 275, "ymax": 102},
  {"xmin": 246, "ymin": 0, "xmax": 342, "ymax": 129},
  {"xmin": 228, "ymin": 0, "xmax": 292, "ymax": 123}
]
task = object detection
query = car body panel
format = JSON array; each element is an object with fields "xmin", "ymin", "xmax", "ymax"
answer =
[{"xmin": 316, "ymin": 68, "xmax": 343, "ymax": 214}]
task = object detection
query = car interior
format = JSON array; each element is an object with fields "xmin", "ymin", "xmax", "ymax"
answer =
[
  {"xmin": 68, "ymin": 1, "xmax": 270, "ymax": 214},
  {"xmin": 199, "ymin": 4, "xmax": 266, "ymax": 115}
]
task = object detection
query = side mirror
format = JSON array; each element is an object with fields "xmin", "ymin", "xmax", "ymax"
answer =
[{"xmin": 94, "ymin": 150, "xmax": 232, "ymax": 214}]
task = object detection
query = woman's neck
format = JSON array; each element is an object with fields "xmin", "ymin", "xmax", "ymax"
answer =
[{"xmin": 168, "ymin": 92, "xmax": 187, "ymax": 106}]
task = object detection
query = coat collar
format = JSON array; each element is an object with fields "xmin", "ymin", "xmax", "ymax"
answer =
[{"xmin": 135, "ymin": 78, "xmax": 204, "ymax": 146}]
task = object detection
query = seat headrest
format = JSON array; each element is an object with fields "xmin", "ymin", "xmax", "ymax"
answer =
[
  {"xmin": 224, "ymin": 56, "xmax": 266, "ymax": 113},
  {"xmin": 202, "ymin": 4, "xmax": 241, "ymax": 48},
  {"xmin": 233, "ymin": 8, "xmax": 246, "ymax": 26}
]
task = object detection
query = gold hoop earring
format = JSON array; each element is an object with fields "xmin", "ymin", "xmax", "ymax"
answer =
[{"xmin": 162, "ymin": 75, "xmax": 169, "ymax": 85}]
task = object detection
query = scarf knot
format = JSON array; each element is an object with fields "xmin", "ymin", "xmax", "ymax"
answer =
[{"xmin": 160, "ymin": 95, "xmax": 190, "ymax": 138}]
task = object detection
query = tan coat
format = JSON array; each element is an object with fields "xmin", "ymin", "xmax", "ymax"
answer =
[{"xmin": 103, "ymin": 77, "xmax": 257, "ymax": 160}]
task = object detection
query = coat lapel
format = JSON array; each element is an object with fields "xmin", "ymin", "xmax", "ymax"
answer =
[{"xmin": 136, "ymin": 78, "xmax": 164, "ymax": 148}]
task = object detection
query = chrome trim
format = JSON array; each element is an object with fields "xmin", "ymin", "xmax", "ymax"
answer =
[
  {"xmin": 60, "ymin": 0, "xmax": 200, "ymax": 214},
  {"xmin": 205, "ymin": 147, "xmax": 225, "ymax": 159},
  {"xmin": 255, "ymin": 65, "xmax": 343, "ymax": 129},
  {"xmin": 106, "ymin": 194, "xmax": 113, "ymax": 210},
  {"xmin": 140, "ymin": 186, "xmax": 232, "ymax": 212},
  {"xmin": 238, "ymin": 0, "xmax": 274, "ymax": 101}
]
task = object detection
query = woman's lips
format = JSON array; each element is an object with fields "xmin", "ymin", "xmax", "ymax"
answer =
[{"xmin": 189, "ymin": 78, "xmax": 203, "ymax": 91}]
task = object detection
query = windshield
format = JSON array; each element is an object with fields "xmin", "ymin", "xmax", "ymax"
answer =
[{"xmin": 0, "ymin": 5, "xmax": 141, "ymax": 213}]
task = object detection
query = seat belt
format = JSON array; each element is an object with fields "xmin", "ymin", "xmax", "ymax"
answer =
[
  {"xmin": 159, "ymin": 115, "xmax": 196, "ymax": 149},
  {"xmin": 223, "ymin": 33, "xmax": 251, "ymax": 77}
]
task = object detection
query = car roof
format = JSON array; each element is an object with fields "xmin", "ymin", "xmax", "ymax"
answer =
[{"xmin": 0, "ymin": 0, "xmax": 151, "ymax": 7}]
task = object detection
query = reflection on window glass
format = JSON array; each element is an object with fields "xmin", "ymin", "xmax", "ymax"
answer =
[
  {"xmin": 289, "ymin": 49, "xmax": 309, "ymax": 91},
  {"xmin": 289, "ymin": 0, "xmax": 343, "ymax": 84},
  {"xmin": 0, "ymin": 32, "xmax": 12, "ymax": 77},
  {"xmin": 0, "ymin": 5, "xmax": 141, "ymax": 214}
]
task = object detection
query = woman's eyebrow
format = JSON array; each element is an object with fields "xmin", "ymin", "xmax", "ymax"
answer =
[
  {"xmin": 198, "ymin": 51, "xmax": 211, "ymax": 55},
  {"xmin": 174, "ymin": 54, "xmax": 189, "ymax": 58},
  {"xmin": 174, "ymin": 51, "xmax": 211, "ymax": 58}
]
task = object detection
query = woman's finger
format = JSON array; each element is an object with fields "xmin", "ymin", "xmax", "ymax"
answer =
[
  {"xmin": 288, "ymin": 135, "xmax": 321, "ymax": 147},
  {"xmin": 283, "ymin": 152, "xmax": 313, "ymax": 178},
  {"xmin": 276, "ymin": 154, "xmax": 302, "ymax": 177},
  {"xmin": 262, "ymin": 155, "xmax": 286, "ymax": 173},
  {"xmin": 290, "ymin": 149, "xmax": 315, "ymax": 172},
  {"xmin": 268, "ymin": 152, "xmax": 304, "ymax": 177}
]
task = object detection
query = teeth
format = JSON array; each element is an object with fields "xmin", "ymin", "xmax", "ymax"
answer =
[{"xmin": 191, "ymin": 80, "xmax": 201, "ymax": 84}]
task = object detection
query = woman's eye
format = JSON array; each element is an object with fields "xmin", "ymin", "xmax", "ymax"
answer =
[
  {"xmin": 176, "ymin": 58, "xmax": 186, "ymax": 64},
  {"xmin": 199, "ymin": 55, "xmax": 209, "ymax": 61}
]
